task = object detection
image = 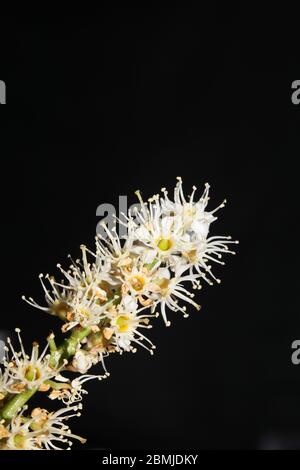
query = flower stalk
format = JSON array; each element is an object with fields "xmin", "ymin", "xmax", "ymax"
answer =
[
  {"xmin": 57, "ymin": 327, "xmax": 92, "ymax": 364},
  {"xmin": 0, "ymin": 179, "xmax": 238, "ymax": 450},
  {"xmin": 0, "ymin": 388, "xmax": 37, "ymax": 421}
]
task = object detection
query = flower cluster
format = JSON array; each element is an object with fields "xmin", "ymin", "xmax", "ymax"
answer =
[
  {"xmin": 0, "ymin": 404, "xmax": 85, "ymax": 450},
  {"xmin": 0, "ymin": 179, "xmax": 238, "ymax": 450}
]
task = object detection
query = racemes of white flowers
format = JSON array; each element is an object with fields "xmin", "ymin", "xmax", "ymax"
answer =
[
  {"xmin": 0, "ymin": 179, "xmax": 238, "ymax": 450},
  {"xmin": 22, "ymin": 177, "xmax": 238, "ymax": 373}
]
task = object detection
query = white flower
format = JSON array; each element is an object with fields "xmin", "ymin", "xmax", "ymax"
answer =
[
  {"xmin": 160, "ymin": 178, "xmax": 218, "ymax": 236},
  {"xmin": 70, "ymin": 348, "xmax": 110, "ymax": 376},
  {"xmin": 71, "ymin": 349, "xmax": 96, "ymax": 374},
  {"xmin": 131, "ymin": 193, "xmax": 188, "ymax": 266},
  {"xmin": 118, "ymin": 255, "xmax": 157, "ymax": 299},
  {"xmin": 150, "ymin": 266, "xmax": 201, "ymax": 326},
  {"xmin": 107, "ymin": 295, "xmax": 157, "ymax": 354},
  {"xmin": 96, "ymin": 222, "xmax": 136, "ymax": 269},
  {"xmin": 3, "ymin": 405, "xmax": 85, "ymax": 450},
  {"xmin": 68, "ymin": 244, "xmax": 114, "ymax": 289},
  {"xmin": 22, "ymin": 244, "xmax": 117, "ymax": 322},
  {"xmin": 3, "ymin": 407, "xmax": 39, "ymax": 450},
  {"xmin": 182, "ymin": 235, "xmax": 239, "ymax": 284},
  {"xmin": 3, "ymin": 329, "xmax": 65, "ymax": 393},
  {"xmin": 62, "ymin": 293, "xmax": 108, "ymax": 332}
]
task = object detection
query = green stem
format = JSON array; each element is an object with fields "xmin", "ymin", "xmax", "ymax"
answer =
[
  {"xmin": 0, "ymin": 388, "xmax": 37, "ymax": 421},
  {"xmin": 57, "ymin": 326, "xmax": 91, "ymax": 363}
]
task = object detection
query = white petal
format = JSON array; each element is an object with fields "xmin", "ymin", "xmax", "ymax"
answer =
[{"xmin": 123, "ymin": 295, "xmax": 138, "ymax": 313}]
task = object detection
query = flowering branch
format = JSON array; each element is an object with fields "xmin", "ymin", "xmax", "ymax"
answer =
[{"xmin": 0, "ymin": 178, "xmax": 238, "ymax": 450}]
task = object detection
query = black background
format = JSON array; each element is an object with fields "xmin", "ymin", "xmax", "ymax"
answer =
[{"xmin": 0, "ymin": 6, "xmax": 299, "ymax": 451}]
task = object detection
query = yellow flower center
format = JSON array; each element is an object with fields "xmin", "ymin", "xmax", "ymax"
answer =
[
  {"xmin": 184, "ymin": 206, "xmax": 196, "ymax": 217},
  {"xmin": 30, "ymin": 409, "xmax": 48, "ymax": 431},
  {"xmin": 24, "ymin": 365, "xmax": 41, "ymax": 382},
  {"xmin": 14, "ymin": 434, "xmax": 26, "ymax": 449},
  {"xmin": 184, "ymin": 249, "xmax": 198, "ymax": 263},
  {"xmin": 79, "ymin": 308, "xmax": 90, "ymax": 319},
  {"xmin": 129, "ymin": 275, "xmax": 145, "ymax": 291},
  {"xmin": 157, "ymin": 238, "xmax": 173, "ymax": 251},
  {"xmin": 116, "ymin": 315, "xmax": 130, "ymax": 333},
  {"xmin": 156, "ymin": 278, "xmax": 170, "ymax": 291}
]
